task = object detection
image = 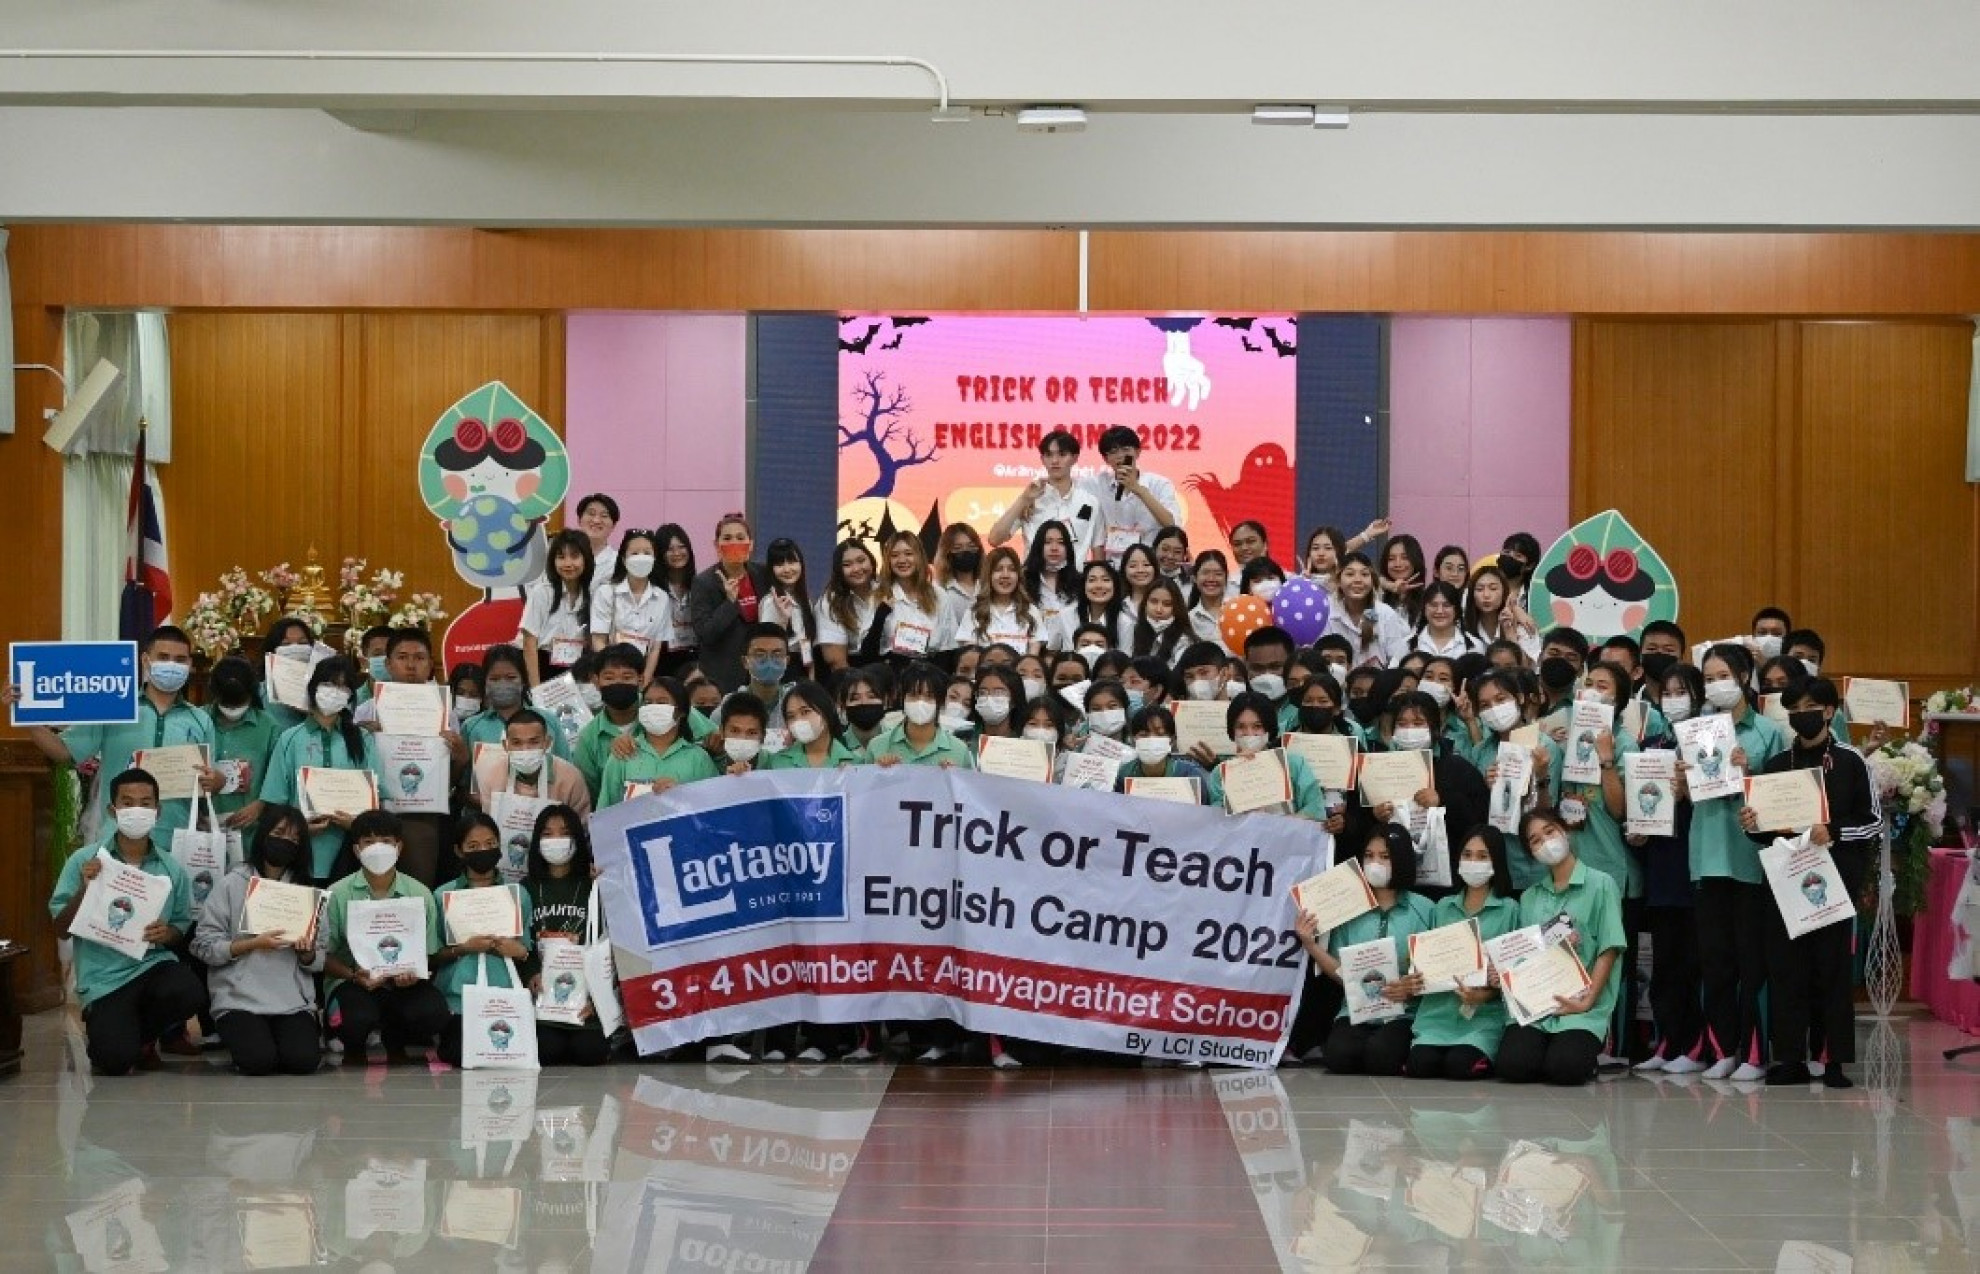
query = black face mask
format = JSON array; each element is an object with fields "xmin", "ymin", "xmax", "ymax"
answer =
[
  {"xmin": 1539, "ymin": 657, "xmax": 1577, "ymax": 691},
  {"xmin": 463, "ymin": 849, "xmax": 503, "ymax": 877},
  {"xmin": 1349, "ymin": 696, "xmax": 1381, "ymax": 724},
  {"xmin": 1641, "ymin": 652, "xmax": 1677, "ymax": 684},
  {"xmin": 949, "ymin": 550, "xmax": 982, "ymax": 575},
  {"xmin": 1500, "ymin": 557, "xmax": 1526, "ymax": 583},
  {"xmin": 1789, "ymin": 709, "xmax": 1828, "ymax": 741},
  {"xmin": 845, "ymin": 703, "xmax": 886, "ymax": 731},
  {"xmin": 1298, "ymin": 706, "xmax": 1336, "ymax": 733},
  {"xmin": 260, "ymin": 836, "xmax": 303, "ymax": 871},
  {"xmin": 599, "ymin": 682, "xmax": 640, "ymax": 712}
]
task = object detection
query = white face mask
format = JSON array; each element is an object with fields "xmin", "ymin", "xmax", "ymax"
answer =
[
  {"xmin": 1799, "ymin": 658, "xmax": 1820, "ymax": 676},
  {"xmin": 1361, "ymin": 860, "xmax": 1393, "ymax": 889},
  {"xmin": 508, "ymin": 748, "xmax": 546, "ymax": 776},
  {"xmin": 1324, "ymin": 661, "xmax": 1349, "ymax": 682},
  {"xmin": 789, "ymin": 716, "xmax": 823, "ymax": 745},
  {"xmin": 1224, "ymin": 680, "xmax": 1246, "ymax": 699},
  {"xmin": 1234, "ymin": 731, "xmax": 1269, "ymax": 754},
  {"xmin": 1533, "ymin": 835, "xmax": 1571, "ymax": 867},
  {"xmin": 623, "ymin": 553, "xmax": 657, "ymax": 579},
  {"xmin": 1393, "ymin": 726, "xmax": 1433, "ymax": 750},
  {"xmin": 358, "ymin": 842, "xmax": 400, "ymax": 876},
  {"xmin": 1075, "ymin": 644, "xmax": 1108, "ymax": 663},
  {"xmin": 1187, "ymin": 677, "xmax": 1219, "ymax": 701},
  {"xmin": 1253, "ymin": 580, "xmax": 1282, "ymax": 601},
  {"xmin": 114, "ymin": 806, "xmax": 159, "ymax": 840},
  {"xmin": 1578, "ymin": 687, "xmax": 1612, "ymax": 707},
  {"xmin": 638, "ymin": 703, "xmax": 677, "ymax": 735},
  {"xmin": 1021, "ymin": 677, "xmax": 1047, "ymax": 701},
  {"xmin": 277, "ymin": 643, "xmax": 314, "ymax": 662},
  {"xmin": 1480, "ymin": 701, "xmax": 1521, "ymax": 733},
  {"xmin": 579, "ymin": 682, "xmax": 604, "ymax": 711},
  {"xmin": 454, "ymin": 696, "xmax": 482, "ymax": 717},
  {"xmin": 1134, "ymin": 737, "xmax": 1173, "ymax": 765},
  {"xmin": 1753, "ymin": 633, "xmax": 1783, "ymax": 659},
  {"xmin": 217, "ymin": 702, "xmax": 251, "ymax": 722},
  {"xmin": 1704, "ymin": 679, "xmax": 1745, "ymax": 710},
  {"xmin": 903, "ymin": 699, "xmax": 939, "ymax": 726},
  {"xmin": 1087, "ymin": 708, "xmax": 1126, "ymax": 736},
  {"xmin": 314, "ymin": 685, "xmax": 352, "ymax": 716},
  {"xmin": 1420, "ymin": 681, "xmax": 1452, "ymax": 706},
  {"xmin": 1458, "ymin": 859, "xmax": 1496, "ymax": 887},
  {"xmin": 1661, "ymin": 695, "xmax": 1693, "ymax": 722},
  {"xmin": 975, "ymin": 694, "xmax": 1011, "ymax": 725},
  {"xmin": 539, "ymin": 836, "xmax": 576, "ymax": 866},
  {"xmin": 1248, "ymin": 673, "xmax": 1286, "ymax": 701},
  {"xmin": 723, "ymin": 737, "xmax": 762, "ymax": 763},
  {"xmin": 1022, "ymin": 726, "xmax": 1060, "ymax": 746},
  {"xmin": 1148, "ymin": 617, "xmax": 1173, "ymax": 633}
]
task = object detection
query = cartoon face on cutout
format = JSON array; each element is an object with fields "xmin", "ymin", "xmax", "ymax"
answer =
[
  {"xmin": 1528, "ymin": 510, "xmax": 1680, "ymax": 642},
  {"xmin": 488, "ymin": 1019, "xmax": 515, "ymax": 1052},
  {"xmin": 418, "ymin": 383, "xmax": 567, "ymax": 523},
  {"xmin": 1801, "ymin": 872, "xmax": 1829, "ymax": 908}
]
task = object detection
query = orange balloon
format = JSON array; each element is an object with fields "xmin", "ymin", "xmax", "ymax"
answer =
[{"xmin": 1219, "ymin": 594, "xmax": 1275, "ymax": 652}]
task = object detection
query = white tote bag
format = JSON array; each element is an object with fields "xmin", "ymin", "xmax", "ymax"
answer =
[
  {"xmin": 534, "ymin": 939, "xmax": 591, "ymax": 1027},
  {"xmin": 460, "ymin": 955, "xmax": 541, "ymax": 1071},
  {"xmin": 582, "ymin": 881, "xmax": 624, "ymax": 1038},
  {"xmin": 171, "ymin": 794, "xmax": 229, "ymax": 911}
]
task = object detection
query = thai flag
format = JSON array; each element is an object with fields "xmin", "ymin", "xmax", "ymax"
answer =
[{"xmin": 118, "ymin": 428, "xmax": 171, "ymax": 640}]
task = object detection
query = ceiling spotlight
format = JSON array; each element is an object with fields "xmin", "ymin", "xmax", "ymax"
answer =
[
  {"xmin": 1016, "ymin": 105, "xmax": 1087, "ymax": 134},
  {"xmin": 1312, "ymin": 105, "xmax": 1352, "ymax": 129},
  {"xmin": 1252, "ymin": 104, "xmax": 1315, "ymax": 126}
]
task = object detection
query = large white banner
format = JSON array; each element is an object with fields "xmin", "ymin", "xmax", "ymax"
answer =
[{"xmin": 590, "ymin": 768, "xmax": 1324, "ymax": 1068}]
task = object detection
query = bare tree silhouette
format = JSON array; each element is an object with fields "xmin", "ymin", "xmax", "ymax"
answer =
[{"xmin": 839, "ymin": 370, "xmax": 936, "ymax": 498}]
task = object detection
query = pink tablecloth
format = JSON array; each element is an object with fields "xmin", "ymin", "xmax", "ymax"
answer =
[{"xmin": 1910, "ymin": 849, "xmax": 1980, "ymax": 1036}]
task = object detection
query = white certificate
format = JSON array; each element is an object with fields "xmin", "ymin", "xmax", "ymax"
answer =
[
  {"xmin": 1844, "ymin": 677, "xmax": 1910, "ymax": 729},
  {"xmin": 243, "ymin": 875, "xmax": 322, "ymax": 943},
  {"xmin": 1744, "ymin": 769, "xmax": 1829, "ymax": 834},
  {"xmin": 298, "ymin": 766, "xmax": 379, "ymax": 819},
  {"xmin": 378, "ymin": 734, "xmax": 452, "ymax": 816},
  {"xmin": 263, "ymin": 650, "xmax": 327, "ymax": 713},
  {"xmin": 438, "ymin": 1181, "xmax": 522, "ymax": 1247},
  {"xmin": 1358, "ymin": 748, "xmax": 1432, "ymax": 809},
  {"xmin": 1284, "ymin": 732, "xmax": 1359, "ymax": 791},
  {"xmin": 443, "ymin": 883, "xmax": 524, "ymax": 943},
  {"xmin": 1339, "ymin": 937, "xmax": 1407, "ymax": 1024},
  {"xmin": 1058, "ymin": 750, "xmax": 1120, "ymax": 791},
  {"xmin": 131, "ymin": 743, "xmax": 208, "ymax": 801},
  {"xmin": 1624, "ymin": 750, "xmax": 1678, "ymax": 836},
  {"xmin": 1759, "ymin": 832, "xmax": 1856, "ymax": 939},
  {"xmin": 1508, "ymin": 722, "xmax": 1542, "ymax": 751},
  {"xmin": 344, "ymin": 1160, "xmax": 428, "ymax": 1240},
  {"xmin": 347, "ymin": 896, "xmax": 430, "ymax": 978},
  {"xmin": 1408, "ymin": 918, "xmax": 1485, "ymax": 993},
  {"xmin": 1289, "ymin": 859, "xmax": 1377, "ymax": 934},
  {"xmin": 1482, "ymin": 924, "xmax": 1547, "ymax": 974},
  {"xmin": 237, "ymin": 1190, "xmax": 318, "ymax": 1271},
  {"xmin": 1124, "ymin": 776, "xmax": 1201, "ymax": 805},
  {"xmin": 70, "ymin": 851, "xmax": 171, "ymax": 959},
  {"xmin": 372, "ymin": 681, "xmax": 450, "ymax": 737},
  {"xmin": 1560, "ymin": 700, "xmax": 1611, "ymax": 785},
  {"xmin": 976, "ymin": 735, "xmax": 1054, "ymax": 783},
  {"xmin": 530, "ymin": 673, "xmax": 593, "ymax": 751},
  {"xmin": 1675, "ymin": 714, "xmax": 1742, "ymax": 802},
  {"xmin": 1489, "ymin": 743, "xmax": 1534, "ymax": 835},
  {"xmin": 1498, "ymin": 943, "xmax": 1591, "ymax": 1026},
  {"xmin": 1172, "ymin": 700, "xmax": 1236, "ymax": 757},
  {"xmin": 1218, "ymin": 748, "xmax": 1293, "ymax": 814},
  {"xmin": 1078, "ymin": 732, "xmax": 1132, "ymax": 766}
]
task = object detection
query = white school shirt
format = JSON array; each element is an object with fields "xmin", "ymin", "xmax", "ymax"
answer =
[
  {"xmin": 955, "ymin": 602, "xmax": 1044, "ymax": 652},
  {"xmin": 1017, "ymin": 482, "xmax": 1105, "ymax": 564},
  {"xmin": 937, "ymin": 581, "xmax": 979, "ymax": 646},
  {"xmin": 814, "ymin": 592, "xmax": 881, "ymax": 654},
  {"xmin": 1189, "ymin": 601, "xmax": 1233, "ymax": 654},
  {"xmin": 591, "ymin": 543, "xmax": 618, "ymax": 582},
  {"xmin": 664, "ymin": 582, "xmax": 698, "ymax": 648},
  {"xmin": 517, "ymin": 579, "xmax": 592, "ymax": 666},
  {"xmin": 1326, "ymin": 600, "xmax": 1412, "ymax": 668},
  {"xmin": 589, "ymin": 579, "xmax": 672, "ymax": 654},
  {"xmin": 1085, "ymin": 471, "xmax": 1182, "ymax": 562},
  {"xmin": 1389, "ymin": 627, "xmax": 1487, "ymax": 663},
  {"xmin": 882, "ymin": 584, "xmax": 954, "ymax": 658},
  {"xmin": 1472, "ymin": 615, "xmax": 1542, "ymax": 662}
]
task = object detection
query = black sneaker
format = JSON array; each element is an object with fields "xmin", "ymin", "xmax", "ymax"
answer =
[
  {"xmin": 1821, "ymin": 1066, "xmax": 1854, "ymax": 1089},
  {"xmin": 1765, "ymin": 1062, "xmax": 1811, "ymax": 1086}
]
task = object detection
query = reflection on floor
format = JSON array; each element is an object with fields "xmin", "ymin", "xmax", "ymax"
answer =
[{"xmin": 4, "ymin": 1012, "xmax": 1978, "ymax": 1270}]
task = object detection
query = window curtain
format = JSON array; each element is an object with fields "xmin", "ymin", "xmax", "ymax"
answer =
[
  {"xmin": 0, "ymin": 228, "xmax": 14, "ymax": 436},
  {"xmin": 61, "ymin": 310, "xmax": 172, "ymax": 639}
]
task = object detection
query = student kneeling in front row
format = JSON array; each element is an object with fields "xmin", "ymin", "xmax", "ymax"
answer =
[{"xmin": 321, "ymin": 810, "xmax": 450, "ymax": 1064}]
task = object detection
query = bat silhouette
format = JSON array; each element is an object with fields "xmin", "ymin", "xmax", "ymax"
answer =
[
  {"xmin": 839, "ymin": 321, "xmax": 883, "ymax": 354},
  {"xmin": 1263, "ymin": 324, "xmax": 1298, "ymax": 358},
  {"xmin": 882, "ymin": 333, "xmax": 904, "ymax": 350},
  {"xmin": 890, "ymin": 316, "xmax": 933, "ymax": 328},
  {"xmin": 1213, "ymin": 317, "xmax": 1257, "ymax": 331},
  {"xmin": 1241, "ymin": 336, "xmax": 1262, "ymax": 353}
]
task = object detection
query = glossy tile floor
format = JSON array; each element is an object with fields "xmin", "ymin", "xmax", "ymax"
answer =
[{"xmin": 4, "ymin": 1012, "xmax": 1979, "ymax": 1271}]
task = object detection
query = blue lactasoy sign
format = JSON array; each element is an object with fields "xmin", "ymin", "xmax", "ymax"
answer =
[
  {"xmin": 627, "ymin": 793, "xmax": 849, "ymax": 948},
  {"xmin": 9, "ymin": 642, "xmax": 141, "ymax": 727}
]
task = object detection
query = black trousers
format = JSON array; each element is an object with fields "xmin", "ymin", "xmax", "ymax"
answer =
[
  {"xmin": 538, "ymin": 1024, "xmax": 612, "ymax": 1067},
  {"xmin": 216, "ymin": 1010, "xmax": 322, "ymax": 1076},
  {"xmin": 84, "ymin": 961, "xmax": 209, "ymax": 1075},
  {"xmin": 1766, "ymin": 849, "xmax": 1864, "ymax": 1065},
  {"xmin": 1405, "ymin": 1043, "xmax": 1493, "ymax": 1081},
  {"xmin": 327, "ymin": 982, "xmax": 449, "ymax": 1056},
  {"xmin": 1324, "ymin": 1018, "xmax": 1413, "ymax": 1076},
  {"xmin": 1288, "ymin": 965, "xmax": 1344, "ymax": 1057},
  {"xmin": 1646, "ymin": 904, "xmax": 1704, "ymax": 1060},
  {"xmin": 1497, "ymin": 1025, "xmax": 1602, "ymax": 1086},
  {"xmin": 1694, "ymin": 878, "xmax": 1769, "ymax": 1066}
]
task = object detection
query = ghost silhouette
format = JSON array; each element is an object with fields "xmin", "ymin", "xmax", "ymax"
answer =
[{"xmin": 1183, "ymin": 443, "xmax": 1294, "ymax": 559}]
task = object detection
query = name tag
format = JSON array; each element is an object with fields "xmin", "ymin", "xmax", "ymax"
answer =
[
  {"xmin": 891, "ymin": 623, "xmax": 932, "ymax": 656},
  {"xmin": 988, "ymin": 627, "xmax": 1031, "ymax": 648},
  {"xmin": 549, "ymin": 638, "xmax": 585, "ymax": 668},
  {"xmin": 613, "ymin": 630, "xmax": 650, "ymax": 655},
  {"xmin": 1106, "ymin": 527, "xmax": 1142, "ymax": 558}
]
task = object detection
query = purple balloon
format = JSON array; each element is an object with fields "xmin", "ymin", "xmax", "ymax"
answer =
[{"xmin": 1271, "ymin": 575, "xmax": 1332, "ymax": 645}]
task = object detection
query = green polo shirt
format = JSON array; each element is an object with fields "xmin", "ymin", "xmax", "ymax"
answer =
[
  {"xmin": 861, "ymin": 722, "xmax": 976, "ymax": 769},
  {"xmin": 321, "ymin": 869, "xmax": 442, "ymax": 1004},
  {"xmin": 1326, "ymin": 891, "xmax": 1437, "ymax": 1020},
  {"xmin": 62, "ymin": 695, "xmax": 215, "ymax": 841},
  {"xmin": 260, "ymin": 718, "xmax": 387, "ymax": 879},
  {"xmin": 1205, "ymin": 750, "xmax": 1326, "ymax": 819},
  {"xmin": 1688, "ymin": 706, "xmax": 1788, "ymax": 884},
  {"xmin": 432, "ymin": 879, "xmax": 535, "ymax": 1014},
  {"xmin": 573, "ymin": 712, "xmax": 637, "ymax": 802},
  {"xmin": 48, "ymin": 835, "xmax": 196, "ymax": 1007},
  {"xmin": 1518, "ymin": 859, "xmax": 1626, "ymax": 1036},
  {"xmin": 597, "ymin": 733, "xmax": 720, "ymax": 807},
  {"xmin": 1408, "ymin": 892, "xmax": 1522, "ymax": 1055},
  {"xmin": 211, "ymin": 706, "xmax": 282, "ymax": 820},
  {"xmin": 763, "ymin": 738, "xmax": 866, "ymax": 770},
  {"xmin": 460, "ymin": 708, "xmax": 574, "ymax": 764},
  {"xmin": 1547, "ymin": 726, "xmax": 1642, "ymax": 899}
]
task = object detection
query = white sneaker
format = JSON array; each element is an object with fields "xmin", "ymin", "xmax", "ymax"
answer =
[
  {"xmin": 1808, "ymin": 1061, "xmax": 1827, "ymax": 1078},
  {"xmin": 705, "ymin": 1042, "xmax": 752, "ymax": 1064},
  {"xmin": 1596, "ymin": 1052, "xmax": 1629, "ymax": 1070},
  {"xmin": 914, "ymin": 1046, "xmax": 948, "ymax": 1064},
  {"xmin": 842, "ymin": 1045, "xmax": 877, "ymax": 1063},
  {"xmin": 990, "ymin": 1048, "xmax": 1023, "ymax": 1071},
  {"xmin": 760, "ymin": 1048, "xmax": 787, "ymax": 1063},
  {"xmin": 1703, "ymin": 1057, "xmax": 1738, "ymax": 1080},
  {"xmin": 1633, "ymin": 1054, "xmax": 1669, "ymax": 1073},
  {"xmin": 1662, "ymin": 1055, "xmax": 1708, "ymax": 1075},
  {"xmin": 1730, "ymin": 1062, "xmax": 1766, "ymax": 1082},
  {"xmin": 796, "ymin": 1047, "xmax": 827, "ymax": 1063}
]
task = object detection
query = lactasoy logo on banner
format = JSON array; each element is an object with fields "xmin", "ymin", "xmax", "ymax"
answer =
[{"xmin": 628, "ymin": 795, "xmax": 849, "ymax": 948}]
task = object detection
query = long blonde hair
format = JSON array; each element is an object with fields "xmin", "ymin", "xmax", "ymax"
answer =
[
  {"xmin": 885, "ymin": 532, "xmax": 940, "ymax": 616},
  {"xmin": 970, "ymin": 546, "xmax": 1039, "ymax": 639}
]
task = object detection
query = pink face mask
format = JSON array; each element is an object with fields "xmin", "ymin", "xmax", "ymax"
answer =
[{"xmin": 718, "ymin": 541, "xmax": 753, "ymax": 565}]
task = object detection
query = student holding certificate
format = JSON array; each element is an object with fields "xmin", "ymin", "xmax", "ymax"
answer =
[
  {"xmin": 206, "ymin": 656, "xmax": 282, "ymax": 831},
  {"xmin": 258, "ymin": 657, "xmax": 386, "ymax": 883},
  {"xmin": 1496, "ymin": 809, "xmax": 1627, "ymax": 1087},
  {"xmin": 470, "ymin": 709, "xmax": 592, "ymax": 816},
  {"xmin": 1285, "ymin": 673, "xmax": 1367, "ymax": 846},
  {"xmin": 433, "ymin": 814, "xmax": 534, "ymax": 1067},
  {"xmin": 1739, "ymin": 678, "xmax": 1879, "ymax": 1088},
  {"xmin": 46, "ymin": 768, "xmax": 207, "ymax": 1076},
  {"xmin": 354, "ymin": 628, "xmax": 470, "ymax": 886},
  {"xmin": 1292, "ymin": 826, "xmax": 1435, "ymax": 1074},
  {"xmin": 1112, "ymin": 705, "xmax": 1210, "ymax": 802},
  {"xmin": 521, "ymin": 805, "xmax": 612, "ymax": 1066},
  {"xmin": 596, "ymin": 677, "xmax": 720, "ymax": 809},
  {"xmin": 1404, "ymin": 828, "xmax": 1522, "ymax": 1081},
  {"xmin": 1375, "ymin": 691, "xmax": 1490, "ymax": 890},
  {"xmin": 321, "ymin": 811, "xmax": 448, "ymax": 1064},
  {"xmin": 1683, "ymin": 644, "xmax": 1787, "ymax": 1082},
  {"xmin": 1628, "ymin": 673, "xmax": 1708, "ymax": 1076},
  {"xmin": 1202, "ymin": 692, "xmax": 1326, "ymax": 819},
  {"xmin": 190, "ymin": 804, "xmax": 326, "ymax": 1076}
]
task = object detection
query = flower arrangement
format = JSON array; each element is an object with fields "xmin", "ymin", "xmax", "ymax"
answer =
[
  {"xmin": 339, "ymin": 557, "xmax": 406, "ymax": 629},
  {"xmin": 388, "ymin": 591, "xmax": 451, "ymax": 632},
  {"xmin": 1869, "ymin": 739, "xmax": 1949, "ymax": 914},
  {"xmin": 181, "ymin": 567, "xmax": 278, "ymax": 659},
  {"xmin": 1923, "ymin": 686, "xmax": 1979, "ymax": 729},
  {"xmin": 259, "ymin": 561, "xmax": 301, "ymax": 594}
]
